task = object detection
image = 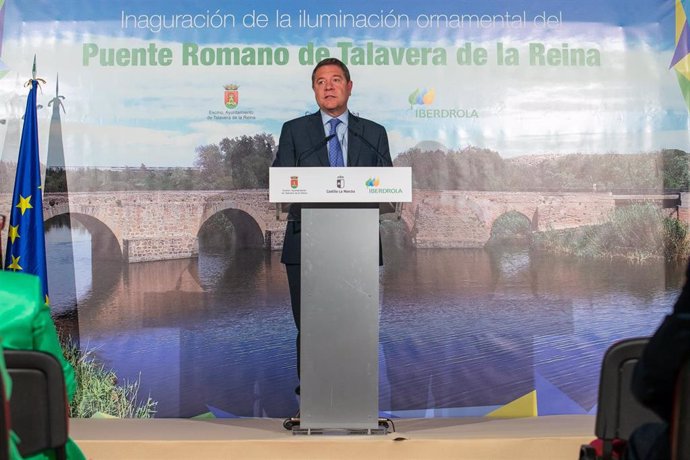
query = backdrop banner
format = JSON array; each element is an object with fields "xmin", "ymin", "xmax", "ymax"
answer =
[{"xmin": 0, "ymin": 0, "xmax": 686, "ymax": 418}]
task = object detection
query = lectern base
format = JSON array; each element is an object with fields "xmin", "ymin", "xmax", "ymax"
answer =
[
  {"xmin": 292, "ymin": 426, "xmax": 388, "ymax": 436},
  {"xmin": 283, "ymin": 417, "xmax": 391, "ymax": 436}
]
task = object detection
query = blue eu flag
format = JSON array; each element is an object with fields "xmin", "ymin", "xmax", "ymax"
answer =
[{"xmin": 4, "ymin": 79, "xmax": 49, "ymax": 305}]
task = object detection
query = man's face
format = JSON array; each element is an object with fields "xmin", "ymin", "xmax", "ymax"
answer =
[{"xmin": 312, "ymin": 64, "xmax": 352, "ymax": 117}]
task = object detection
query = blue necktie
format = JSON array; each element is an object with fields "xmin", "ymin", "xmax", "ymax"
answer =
[{"xmin": 327, "ymin": 118, "xmax": 344, "ymax": 167}]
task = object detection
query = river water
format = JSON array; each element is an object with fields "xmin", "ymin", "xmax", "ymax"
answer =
[{"xmin": 45, "ymin": 223, "xmax": 683, "ymax": 418}]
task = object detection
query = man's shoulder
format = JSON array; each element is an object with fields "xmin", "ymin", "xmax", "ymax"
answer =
[
  {"xmin": 350, "ymin": 113, "xmax": 386, "ymax": 132},
  {"xmin": 282, "ymin": 111, "xmax": 319, "ymax": 128}
]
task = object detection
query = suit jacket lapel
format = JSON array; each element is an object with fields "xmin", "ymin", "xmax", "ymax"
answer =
[
  {"xmin": 347, "ymin": 112, "xmax": 363, "ymax": 166},
  {"xmin": 307, "ymin": 111, "xmax": 330, "ymax": 166}
]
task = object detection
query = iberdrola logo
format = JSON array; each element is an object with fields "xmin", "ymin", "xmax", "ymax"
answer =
[
  {"xmin": 408, "ymin": 88, "xmax": 435, "ymax": 108},
  {"xmin": 365, "ymin": 177, "xmax": 380, "ymax": 187},
  {"xmin": 671, "ymin": 0, "xmax": 690, "ymax": 111},
  {"xmin": 224, "ymin": 84, "xmax": 239, "ymax": 109}
]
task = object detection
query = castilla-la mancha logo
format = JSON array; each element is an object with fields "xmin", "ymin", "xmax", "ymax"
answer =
[{"xmin": 224, "ymin": 84, "xmax": 239, "ymax": 109}]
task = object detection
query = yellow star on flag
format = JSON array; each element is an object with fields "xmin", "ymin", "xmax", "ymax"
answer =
[
  {"xmin": 8, "ymin": 225, "xmax": 19, "ymax": 244},
  {"xmin": 16, "ymin": 195, "xmax": 33, "ymax": 215},
  {"xmin": 7, "ymin": 255, "xmax": 22, "ymax": 271}
]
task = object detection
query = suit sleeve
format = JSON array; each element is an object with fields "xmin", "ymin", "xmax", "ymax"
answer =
[
  {"xmin": 273, "ymin": 122, "xmax": 297, "ymax": 167},
  {"xmin": 377, "ymin": 126, "xmax": 392, "ymax": 166}
]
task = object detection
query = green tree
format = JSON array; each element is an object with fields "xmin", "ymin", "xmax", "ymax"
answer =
[
  {"xmin": 220, "ymin": 133, "xmax": 275, "ymax": 189},
  {"xmin": 394, "ymin": 148, "xmax": 449, "ymax": 189},
  {"xmin": 194, "ymin": 144, "xmax": 227, "ymax": 189}
]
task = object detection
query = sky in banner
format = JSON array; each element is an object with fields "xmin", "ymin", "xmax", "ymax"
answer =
[
  {"xmin": 2, "ymin": 0, "xmax": 677, "ymax": 49},
  {"xmin": 0, "ymin": 0, "xmax": 687, "ymax": 167},
  {"xmin": 5, "ymin": 0, "xmax": 676, "ymax": 39}
]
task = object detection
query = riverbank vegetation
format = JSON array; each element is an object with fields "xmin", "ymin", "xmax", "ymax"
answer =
[
  {"xmin": 530, "ymin": 204, "xmax": 689, "ymax": 262},
  {"xmin": 62, "ymin": 340, "xmax": 157, "ymax": 418},
  {"xmin": 394, "ymin": 147, "xmax": 687, "ymax": 192},
  {"xmin": 2, "ymin": 139, "xmax": 687, "ymax": 193}
]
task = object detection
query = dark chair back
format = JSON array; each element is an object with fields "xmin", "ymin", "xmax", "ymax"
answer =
[
  {"xmin": 591, "ymin": 337, "xmax": 662, "ymax": 459},
  {"xmin": 0, "ymin": 369, "xmax": 10, "ymax": 460},
  {"xmin": 4, "ymin": 350, "xmax": 68, "ymax": 460},
  {"xmin": 672, "ymin": 357, "xmax": 690, "ymax": 460}
]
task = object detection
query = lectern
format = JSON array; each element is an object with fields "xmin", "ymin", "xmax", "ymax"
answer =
[{"xmin": 269, "ymin": 167, "xmax": 411, "ymax": 434}]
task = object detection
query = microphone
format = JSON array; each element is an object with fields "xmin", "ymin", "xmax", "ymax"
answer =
[
  {"xmin": 348, "ymin": 127, "xmax": 392, "ymax": 167},
  {"xmin": 295, "ymin": 134, "xmax": 335, "ymax": 166}
]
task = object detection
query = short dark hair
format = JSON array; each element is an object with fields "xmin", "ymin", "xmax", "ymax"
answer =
[{"xmin": 311, "ymin": 58, "xmax": 351, "ymax": 86}]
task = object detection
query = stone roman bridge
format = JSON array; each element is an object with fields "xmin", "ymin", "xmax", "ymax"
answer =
[{"xmin": 0, "ymin": 190, "xmax": 678, "ymax": 263}]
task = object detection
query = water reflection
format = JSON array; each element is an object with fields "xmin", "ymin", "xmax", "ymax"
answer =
[
  {"xmin": 46, "ymin": 225, "xmax": 683, "ymax": 418},
  {"xmin": 45, "ymin": 216, "xmax": 86, "ymax": 342}
]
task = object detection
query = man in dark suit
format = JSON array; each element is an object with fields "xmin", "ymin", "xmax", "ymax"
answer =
[{"xmin": 272, "ymin": 57, "xmax": 392, "ymax": 393}]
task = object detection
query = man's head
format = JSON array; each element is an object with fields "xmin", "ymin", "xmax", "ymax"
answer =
[{"xmin": 311, "ymin": 58, "xmax": 352, "ymax": 117}]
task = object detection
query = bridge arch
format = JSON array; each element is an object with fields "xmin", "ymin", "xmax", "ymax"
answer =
[
  {"xmin": 198, "ymin": 204, "xmax": 265, "ymax": 249},
  {"xmin": 44, "ymin": 211, "xmax": 124, "ymax": 262},
  {"xmin": 43, "ymin": 212, "xmax": 124, "ymax": 315},
  {"xmin": 44, "ymin": 196, "xmax": 126, "ymax": 257},
  {"xmin": 383, "ymin": 212, "xmax": 415, "ymax": 248},
  {"xmin": 71, "ymin": 214, "xmax": 124, "ymax": 261},
  {"xmin": 488, "ymin": 210, "xmax": 535, "ymax": 246}
]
